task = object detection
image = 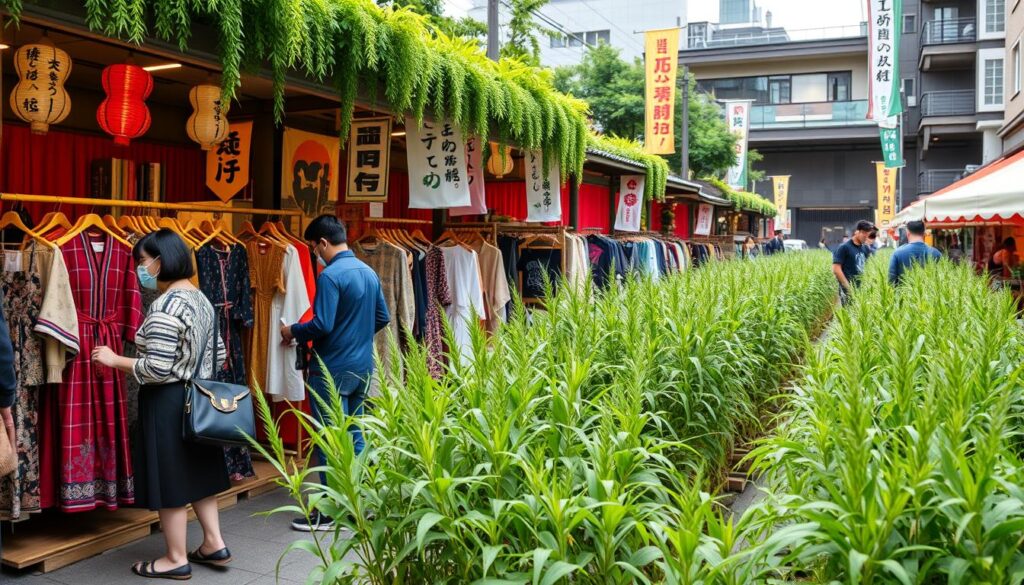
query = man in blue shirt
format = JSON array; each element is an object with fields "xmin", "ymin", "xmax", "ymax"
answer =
[
  {"xmin": 888, "ymin": 220, "xmax": 941, "ymax": 286},
  {"xmin": 833, "ymin": 220, "xmax": 874, "ymax": 305},
  {"xmin": 281, "ymin": 214, "xmax": 389, "ymax": 532}
]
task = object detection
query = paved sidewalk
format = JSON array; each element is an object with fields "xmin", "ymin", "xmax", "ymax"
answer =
[{"xmin": 2, "ymin": 489, "xmax": 331, "ymax": 585}]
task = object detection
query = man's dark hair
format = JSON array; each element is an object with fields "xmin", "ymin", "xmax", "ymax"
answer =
[
  {"xmin": 304, "ymin": 214, "xmax": 347, "ymax": 245},
  {"xmin": 774, "ymin": 229, "xmax": 783, "ymax": 236},
  {"xmin": 868, "ymin": 230, "xmax": 878, "ymax": 239},
  {"xmin": 907, "ymin": 220, "xmax": 926, "ymax": 236},
  {"xmin": 1004, "ymin": 237, "xmax": 1017, "ymax": 250},
  {"xmin": 132, "ymin": 229, "xmax": 195, "ymax": 281},
  {"xmin": 855, "ymin": 220, "xmax": 876, "ymax": 233}
]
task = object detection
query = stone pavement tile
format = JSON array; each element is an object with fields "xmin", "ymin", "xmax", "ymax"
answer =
[
  {"xmin": 0, "ymin": 570, "xmax": 64, "ymax": 583},
  {"xmin": 243, "ymin": 574, "xmax": 303, "ymax": 585}
]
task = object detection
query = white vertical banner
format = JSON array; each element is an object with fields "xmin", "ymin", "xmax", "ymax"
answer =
[
  {"xmin": 867, "ymin": 0, "xmax": 903, "ymax": 128},
  {"xmin": 694, "ymin": 203, "xmax": 714, "ymax": 236},
  {"xmin": 525, "ymin": 150, "xmax": 562, "ymax": 222},
  {"xmin": 405, "ymin": 116, "xmax": 471, "ymax": 209},
  {"xmin": 448, "ymin": 135, "xmax": 488, "ymax": 216},
  {"xmin": 723, "ymin": 100, "xmax": 753, "ymax": 190},
  {"xmin": 614, "ymin": 175, "xmax": 645, "ymax": 232}
]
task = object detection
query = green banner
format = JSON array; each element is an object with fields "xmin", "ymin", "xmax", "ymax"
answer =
[{"xmin": 880, "ymin": 127, "xmax": 903, "ymax": 168}]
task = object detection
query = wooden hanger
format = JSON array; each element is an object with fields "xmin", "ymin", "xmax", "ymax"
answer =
[
  {"xmin": 435, "ymin": 229, "xmax": 473, "ymax": 251},
  {"xmin": 518, "ymin": 233, "xmax": 560, "ymax": 250},
  {"xmin": 103, "ymin": 215, "xmax": 130, "ymax": 239},
  {"xmin": 156, "ymin": 217, "xmax": 202, "ymax": 247},
  {"xmin": 0, "ymin": 210, "xmax": 54, "ymax": 249},
  {"xmin": 238, "ymin": 220, "xmax": 279, "ymax": 247},
  {"xmin": 36, "ymin": 211, "xmax": 73, "ymax": 239},
  {"xmin": 56, "ymin": 213, "xmax": 133, "ymax": 247}
]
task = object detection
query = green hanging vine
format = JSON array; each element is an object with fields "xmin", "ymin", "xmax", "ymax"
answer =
[
  {"xmin": 589, "ymin": 135, "xmax": 670, "ymax": 202},
  {"xmin": 701, "ymin": 176, "xmax": 777, "ymax": 216},
  {"xmin": 0, "ymin": 0, "xmax": 595, "ymax": 179}
]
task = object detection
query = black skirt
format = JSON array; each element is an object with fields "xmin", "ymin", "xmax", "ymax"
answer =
[{"xmin": 134, "ymin": 381, "xmax": 230, "ymax": 510}]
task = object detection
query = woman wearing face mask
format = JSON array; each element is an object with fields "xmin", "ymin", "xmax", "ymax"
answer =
[{"xmin": 92, "ymin": 229, "xmax": 231, "ymax": 580}]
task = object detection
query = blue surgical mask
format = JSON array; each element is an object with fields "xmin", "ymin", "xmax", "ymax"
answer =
[
  {"xmin": 137, "ymin": 258, "xmax": 159, "ymax": 290},
  {"xmin": 317, "ymin": 254, "xmax": 327, "ymax": 268}
]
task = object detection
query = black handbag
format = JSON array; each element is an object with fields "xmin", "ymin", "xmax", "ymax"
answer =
[{"xmin": 183, "ymin": 307, "xmax": 256, "ymax": 447}]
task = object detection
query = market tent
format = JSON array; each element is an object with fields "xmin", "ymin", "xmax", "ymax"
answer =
[
  {"xmin": 916, "ymin": 150, "xmax": 1024, "ymax": 225},
  {"xmin": 893, "ymin": 200, "xmax": 924, "ymax": 226}
]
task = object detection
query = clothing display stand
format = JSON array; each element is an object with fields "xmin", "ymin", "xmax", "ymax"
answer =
[{"xmin": 0, "ymin": 193, "xmax": 303, "ymax": 573}]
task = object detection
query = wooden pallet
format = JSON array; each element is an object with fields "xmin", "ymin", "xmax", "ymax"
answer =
[{"xmin": 2, "ymin": 460, "xmax": 280, "ymax": 573}]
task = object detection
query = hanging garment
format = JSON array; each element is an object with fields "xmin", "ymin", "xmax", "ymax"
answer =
[
  {"xmin": 245, "ymin": 241, "xmax": 286, "ymax": 394},
  {"xmin": 195, "ymin": 243, "xmax": 256, "ymax": 480},
  {"xmin": 0, "ymin": 245, "xmax": 44, "ymax": 520},
  {"xmin": 410, "ymin": 250, "xmax": 428, "ymax": 340},
  {"xmin": 474, "ymin": 241, "xmax": 510, "ymax": 333},
  {"xmin": 55, "ymin": 232, "xmax": 142, "ymax": 512},
  {"xmin": 497, "ymin": 235, "xmax": 519, "ymax": 317},
  {"xmin": 30, "ymin": 245, "xmax": 80, "ymax": 383},
  {"xmin": 518, "ymin": 247, "xmax": 562, "ymax": 299},
  {"xmin": 265, "ymin": 246, "xmax": 310, "ymax": 402},
  {"xmin": 440, "ymin": 245, "xmax": 485, "ymax": 363},
  {"xmin": 354, "ymin": 241, "xmax": 415, "ymax": 368},
  {"xmin": 424, "ymin": 247, "xmax": 452, "ymax": 377}
]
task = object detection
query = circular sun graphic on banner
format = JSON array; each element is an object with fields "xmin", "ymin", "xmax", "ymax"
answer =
[
  {"xmin": 624, "ymin": 193, "xmax": 639, "ymax": 207},
  {"xmin": 291, "ymin": 139, "xmax": 333, "ymax": 217}
]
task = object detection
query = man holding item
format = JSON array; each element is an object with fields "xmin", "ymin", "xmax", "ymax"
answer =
[{"xmin": 280, "ymin": 214, "xmax": 389, "ymax": 532}]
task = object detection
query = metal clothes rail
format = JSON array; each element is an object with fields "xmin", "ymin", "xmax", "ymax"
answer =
[{"xmin": 0, "ymin": 193, "xmax": 303, "ymax": 217}]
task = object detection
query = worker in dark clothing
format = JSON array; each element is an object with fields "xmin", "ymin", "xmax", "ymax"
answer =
[{"xmin": 0, "ymin": 300, "xmax": 19, "ymax": 558}]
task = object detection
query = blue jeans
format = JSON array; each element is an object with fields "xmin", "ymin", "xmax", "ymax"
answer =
[{"xmin": 308, "ymin": 372, "xmax": 369, "ymax": 486}]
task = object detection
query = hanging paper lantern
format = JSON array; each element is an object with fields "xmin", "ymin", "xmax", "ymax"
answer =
[
  {"xmin": 486, "ymin": 142, "xmax": 514, "ymax": 179},
  {"xmin": 186, "ymin": 84, "xmax": 230, "ymax": 150},
  {"xmin": 10, "ymin": 42, "xmax": 72, "ymax": 135},
  {"xmin": 97, "ymin": 63, "xmax": 153, "ymax": 145}
]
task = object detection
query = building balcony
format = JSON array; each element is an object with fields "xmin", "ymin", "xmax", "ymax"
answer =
[
  {"xmin": 684, "ymin": 23, "xmax": 867, "ymax": 50},
  {"xmin": 919, "ymin": 169, "xmax": 967, "ymax": 194},
  {"xmin": 919, "ymin": 18, "xmax": 977, "ymax": 70},
  {"xmin": 920, "ymin": 90, "xmax": 976, "ymax": 117},
  {"xmin": 750, "ymin": 101, "xmax": 873, "ymax": 130}
]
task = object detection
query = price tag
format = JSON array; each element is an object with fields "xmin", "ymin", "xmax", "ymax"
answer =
[
  {"xmin": 3, "ymin": 251, "xmax": 22, "ymax": 273},
  {"xmin": 91, "ymin": 242, "xmax": 105, "ymax": 254},
  {"xmin": 369, "ymin": 202, "xmax": 384, "ymax": 218}
]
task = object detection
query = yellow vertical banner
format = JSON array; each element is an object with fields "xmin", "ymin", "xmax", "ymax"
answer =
[
  {"xmin": 644, "ymin": 28, "xmax": 679, "ymax": 155},
  {"xmin": 771, "ymin": 175, "xmax": 789, "ymax": 232},
  {"xmin": 875, "ymin": 162, "xmax": 897, "ymax": 228}
]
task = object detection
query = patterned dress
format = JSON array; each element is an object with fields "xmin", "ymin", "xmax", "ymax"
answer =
[
  {"xmin": 424, "ymin": 247, "xmax": 451, "ymax": 377},
  {"xmin": 0, "ymin": 245, "xmax": 44, "ymax": 519},
  {"xmin": 195, "ymin": 243, "xmax": 255, "ymax": 480},
  {"xmin": 57, "ymin": 232, "xmax": 142, "ymax": 511}
]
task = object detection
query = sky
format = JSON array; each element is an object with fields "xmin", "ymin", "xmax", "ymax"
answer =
[{"xmin": 443, "ymin": 0, "xmax": 866, "ymax": 30}]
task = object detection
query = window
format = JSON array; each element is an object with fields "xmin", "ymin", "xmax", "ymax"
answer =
[
  {"xmin": 792, "ymin": 73, "xmax": 828, "ymax": 103},
  {"xmin": 568, "ymin": 32, "xmax": 584, "ymax": 47},
  {"xmin": 768, "ymin": 76, "xmax": 791, "ymax": 104},
  {"xmin": 550, "ymin": 34, "xmax": 565, "ymax": 48},
  {"xmin": 901, "ymin": 77, "xmax": 917, "ymax": 106},
  {"xmin": 586, "ymin": 30, "xmax": 610, "ymax": 45},
  {"xmin": 981, "ymin": 0, "xmax": 1006, "ymax": 37},
  {"xmin": 1015, "ymin": 41, "xmax": 1022, "ymax": 95},
  {"xmin": 828, "ymin": 72, "xmax": 852, "ymax": 101},
  {"xmin": 985, "ymin": 58, "xmax": 1004, "ymax": 105},
  {"xmin": 903, "ymin": 14, "xmax": 917, "ymax": 34}
]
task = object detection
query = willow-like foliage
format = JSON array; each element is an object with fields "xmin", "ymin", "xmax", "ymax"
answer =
[
  {"xmin": 1, "ymin": 0, "xmax": 593, "ymax": 178},
  {"xmin": 589, "ymin": 135, "xmax": 671, "ymax": 201},
  {"xmin": 702, "ymin": 175, "xmax": 777, "ymax": 216}
]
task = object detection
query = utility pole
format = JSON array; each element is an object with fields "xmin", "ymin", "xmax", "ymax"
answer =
[
  {"xmin": 487, "ymin": 0, "xmax": 500, "ymax": 61},
  {"xmin": 681, "ymin": 64, "xmax": 689, "ymax": 180}
]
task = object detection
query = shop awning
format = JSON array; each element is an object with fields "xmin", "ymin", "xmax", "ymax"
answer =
[
  {"xmin": 909, "ymin": 150, "xmax": 1024, "ymax": 226},
  {"xmin": 893, "ymin": 200, "xmax": 924, "ymax": 226}
]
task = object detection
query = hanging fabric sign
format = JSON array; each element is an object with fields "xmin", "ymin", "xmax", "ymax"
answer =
[
  {"xmin": 643, "ymin": 28, "xmax": 679, "ymax": 155},
  {"xmin": 771, "ymin": 175, "xmax": 790, "ymax": 233},
  {"xmin": 282, "ymin": 127, "xmax": 340, "ymax": 217},
  {"xmin": 724, "ymin": 100, "xmax": 753, "ymax": 190},
  {"xmin": 880, "ymin": 127, "xmax": 903, "ymax": 168},
  {"xmin": 867, "ymin": 0, "xmax": 903, "ymax": 128},
  {"xmin": 406, "ymin": 117, "xmax": 471, "ymax": 209},
  {"xmin": 694, "ymin": 203, "xmax": 714, "ymax": 236},
  {"xmin": 345, "ymin": 116, "xmax": 392, "ymax": 203},
  {"xmin": 206, "ymin": 120, "xmax": 253, "ymax": 202},
  {"xmin": 525, "ymin": 150, "xmax": 562, "ymax": 222},
  {"xmin": 448, "ymin": 135, "xmax": 488, "ymax": 217},
  {"xmin": 875, "ymin": 162, "xmax": 897, "ymax": 228},
  {"xmin": 614, "ymin": 175, "xmax": 645, "ymax": 232}
]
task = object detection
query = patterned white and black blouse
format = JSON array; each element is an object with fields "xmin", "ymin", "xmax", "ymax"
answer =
[{"xmin": 133, "ymin": 288, "xmax": 225, "ymax": 386}]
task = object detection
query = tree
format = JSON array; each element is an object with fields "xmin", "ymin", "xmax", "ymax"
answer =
[
  {"xmin": 556, "ymin": 45, "xmax": 736, "ymax": 178},
  {"xmin": 500, "ymin": 0, "xmax": 553, "ymax": 66},
  {"xmin": 746, "ymin": 148, "xmax": 765, "ymax": 191},
  {"xmin": 378, "ymin": 0, "xmax": 486, "ymax": 42}
]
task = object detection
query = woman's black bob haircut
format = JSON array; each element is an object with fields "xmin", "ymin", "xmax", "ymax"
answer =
[{"xmin": 132, "ymin": 229, "xmax": 195, "ymax": 282}]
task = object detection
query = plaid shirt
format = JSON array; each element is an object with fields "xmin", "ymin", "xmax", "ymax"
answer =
[{"xmin": 58, "ymin": 233, "xmax": 142, "ymax": 511}]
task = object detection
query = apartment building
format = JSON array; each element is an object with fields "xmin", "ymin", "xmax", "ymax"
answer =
[
  {"xmin": 467, "ymin": 0, "xmax": 686, "ymax": 67},
  {"xmin": 681, "ymin": 0, "xmax": 1006, "ymax": 244},
  {"xmin": 1000, "ymin": 0, "xmax": 1024, "ymax": 151}
]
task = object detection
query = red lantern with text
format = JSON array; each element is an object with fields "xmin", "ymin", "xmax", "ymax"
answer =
[{"xmin": 97, "ymin": 64, "xmax": 153, "ymax": 146}]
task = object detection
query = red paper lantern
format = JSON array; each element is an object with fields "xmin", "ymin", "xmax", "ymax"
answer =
[{"xmin": 97, "ymin": 64, "xmax": 153, "ymax": 146}]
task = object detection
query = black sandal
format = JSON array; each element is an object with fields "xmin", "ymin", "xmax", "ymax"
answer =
[
  {"xmin": 131, "ymin": 560, "xmax": 192, "ymax": 580},
  {"xmin": 187, "ymin": 547, "xmax": 232, "ymax": 567}
]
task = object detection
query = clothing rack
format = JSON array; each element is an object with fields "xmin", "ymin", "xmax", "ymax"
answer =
[
  {"xmin": 0, "ymin": 193, "xmax": 303, "ymax": 217},
  {"xmin": 363, "ymin": 217, "xmax": 431, "ymax": 224},
  {"xmin": 442, "ymin": 221, "xmax": 498, "ymax": 244}
]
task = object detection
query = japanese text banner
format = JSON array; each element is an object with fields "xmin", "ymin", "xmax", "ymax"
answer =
[
  {"xmin": 724, "ymin": 100, "xmax": 753, "ymax": 190},
  {"xmin": 876, "ymin": 162, "xmax": 897, "ymax": 228},
  {"xmin": 771, "ymin": 175, "xmax": 790, "ymax": 233},
  {"xmin": 346, "ymin": 117, "xmax": 392, "ymax": 202},
  {"xmin": 406, "ymin": 117, "xmax": 471, "ymax": 209},
  {"xmin": 281, "ymin": 127, "xmax": 340, "ymax": 217},
  {"xmin": 880, "ymin": 126, "xmax": 903, "ymax": 168},
  {"xmin": 525, "ymin": 151, "xmax": 561, "ymax": 222},
  {"xmin": 644, "ymin": 28, "xmax": 679, "ymax": 155},
  {"xmin": 614, "ymin": 175, "xmax": 645, "ymax": 232},
  {"xmin": 867, "ymin": 0, "xmax": 903, "ymax": 127},
  {"xmin": 206, "ymin": 120, "xmax": 252, "ymax": 202},
  {"xmin": 694, "ymin": 203, "xmax": 713, "ymax": 236},
  {"xmin": 448, "ymin": 135, "xmax": 488, "ymax": 216}
]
